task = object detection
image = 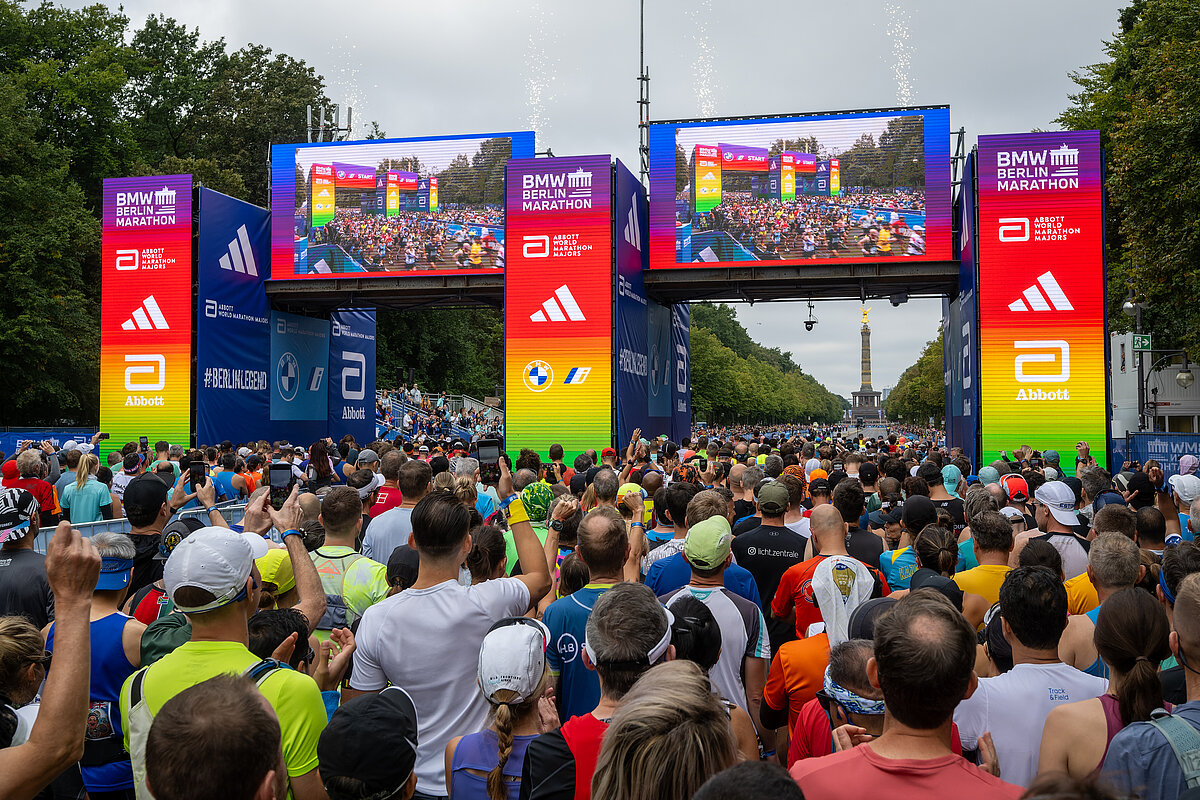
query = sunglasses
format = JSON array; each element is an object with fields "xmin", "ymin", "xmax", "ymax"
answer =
[{"xmin": 29, "ymin": 649, "xmax": 51, "ymax": 668}]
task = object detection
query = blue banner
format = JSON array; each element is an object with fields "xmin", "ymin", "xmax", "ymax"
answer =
[
  {"xmin": 945, "ymin": 153, "xmax": 979, "ymax": 464},
  {"xmin": 196, "ymin": 189, "xmax": 272, "ymax": 446},
  {"xmin": 270, "ymin": 311, "xmax": 330, "ymax": 424},
  {"xmin": 615, "ymin": 161, "xmax": 649, "ymax": 446},
  {"xmin": 671, "ymin": 303, "xmax": 692, "ymax": 441},
  {"xmin": 0, "ymin": 429, "xmax": 96, "ymax": 457},
  {"xmin": 647, "ymin": 300, "xmax": 673, "ymax": 433},
  {"xmin": 1126, "ymin": 434, "xmax": 1200, "ymax": 480},
  {"xmin": 328, "ymin": 309, "xmax": 377, "ymax": 444}
]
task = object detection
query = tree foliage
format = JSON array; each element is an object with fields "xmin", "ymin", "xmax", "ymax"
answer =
[
  {"xmin": 1058, "ymin": 0, "xmax": 1200, "ymax": 355},
  {"xmin": 689, "ymin": 303, "xmax": 843, "ymax": 424},
  {"xmin": 883, "ymin": 332, "xmax": 944, "ymax": 425},
  {"xmin": 375, "ymin": 308, "xmax": 503, "ymax": 400}
]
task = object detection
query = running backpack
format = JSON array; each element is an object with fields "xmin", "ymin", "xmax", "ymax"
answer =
[
  {"xmin": 312, "ymin": 549, "xmax": 365, "ymax": 631},
  {"xmin": 126, "ymin": 659, "xmax": 282, "ymax": 800},
  {"xmin": 1148, "ymin": 708, "xmax": 1200, "ymax": 800}
]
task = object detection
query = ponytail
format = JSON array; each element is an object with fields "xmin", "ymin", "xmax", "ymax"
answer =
[
  {"xmin": 76, "ymin": 453, "xmax": 98, "ymax": 492},
  {"xmin": 913, "ymin": 525, "xmax": 958, "ymax": 577},
  {"xmin": 1094, "ymin": 587, "xmax": 1171, "ymax": 726},
  {"xmin": 487, "ymin": 695, "xmax": 516, "ymax": 800}
]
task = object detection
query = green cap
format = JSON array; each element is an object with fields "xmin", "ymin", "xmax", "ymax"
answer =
[
  {"xmin": 757, "ymin": 481, "xmax": 790, "ymax": 515},
  {"xmin": 683, "ymin": 515, "xmax": 733, "ymax": 570}
]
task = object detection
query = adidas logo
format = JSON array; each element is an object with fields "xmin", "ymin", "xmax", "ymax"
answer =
[
  {"xmin": 530, "ymin": 286, "xmax": 586, "ymax": 323},
  {"xmin": 624, "ymin": 197, "xmax": 642, "ymax": 251},
  {"xmin": 1008, "ymin": 271, "xmax": 1074, "ymax": 312},
  {"xmin": 121, "ymin": 296, "xmax": 169, "ymax": 331},
  {"xmin": 219, "ymin": 225, "xmax": 258, "ymax": 277}
]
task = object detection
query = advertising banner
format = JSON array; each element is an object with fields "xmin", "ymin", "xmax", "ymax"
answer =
[
  {"xmin": 780, "ymin": 153, "xmax": 796, "ymax": 201},
  {"xmin": 505, "ymin": 155, "xmax": 613, "ymax": 460},
  {"xmin": 328, "ymin": 310, "xmax": 377, "ymax": 444},
  {"xmin": 789, "ymin": 152, "xmax": 818, "ymax": 174},
  {"xmin": 718, "ymin": 143, "xmax": 769, "ymax": 172},
  {"xmin": 647, "ymin": 300, "xmax": 673, "ymax": 430},
  {"xmin": 333, "ymin": 162, "xmax": 377, "ymax": 189},
  {"xmin": 195, "ymin": 189, "xmax": 272, "ymax": 445},
  {"xmin": 270, "ymin": 311, "xmax": 330, "ymax": 423},
  {"xmin": 310, "ymin": 164, "xmax": 335, "ymax": 227},
  {"xmin": 815, "ymin": 160, "xmax": 833, "ymax": 197},
  {"xmin": 671, "ymin": 303, "xmax": 692, "ymax": 441},
  {"xmin": 100, "ymin": 175, "xmax": 193, "ymax": 454},
  {"xmin": 948, "ymin": 152, "xmax": 979, "ymax": 461},
  {"xmin": 830, "ymin": 158, "xmax": 841, "ymax": 196},
  {"xmin": 429, "ymin": 177, "xmax": 439, "ymax": 213},
  {"xmin": 391, "ymin": 171, "xmax": 419, "ymax": 192},
  {"xmin": 615, "ymin": 160, "xmax": 649, "ymax": 446},
  {"xmin": 1125, "ymin": 433, "xmax": 1200, "ymax": 480},
  {"xmin": 692, "ymin": 145, "xmax": 722, "ymax": 213},
  {"xmin": 976, "ymin": 131, "xmax": 1107, "ymax": 468}
]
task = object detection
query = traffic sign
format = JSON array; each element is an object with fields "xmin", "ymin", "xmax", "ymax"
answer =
[{"xmin": 1133, "ymin": 334, "xmax": 1152, "ymax": 352}]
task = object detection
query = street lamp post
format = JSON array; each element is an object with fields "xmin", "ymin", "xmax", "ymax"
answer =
[
  {"xmin": 1142, "ymin": 350, "xmax": 1194, "ymax": 432},
  {"xmin": 1123, "ymin": 296, "xmax": 1146, "ymax": 430}
]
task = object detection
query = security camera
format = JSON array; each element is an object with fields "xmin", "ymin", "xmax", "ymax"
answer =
[{"xmin": 804, "ymin": 320, "xmax": 816, "ymax": 332}]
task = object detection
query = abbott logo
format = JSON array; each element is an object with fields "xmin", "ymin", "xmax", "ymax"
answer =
[
  {"xmin": 1014, "ymin": 340, "xmax": 1070, "ymax": 383},
  {"xmin": 124, "ymin": 354, "xmax": 165, "ymax": 392},
  {"xmin": 522, "ymin": 235, "xmax": 549, "ymax": 258},
  {"xmin": 341, "ymin": 351, "xmax": 366, "ymax": 400},
  {"xmin": 331, "ymin": 320, "xmax": 343, "ymax": 337},
  {"xmin": 998, "ymin": 218, "xmax": 1029, "ymax": 242},
  {"xmin": 115, "ymin": 250, "xmax": 139, "ymax": 271}
]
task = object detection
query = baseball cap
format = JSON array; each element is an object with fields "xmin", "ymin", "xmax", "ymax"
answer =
[
  {"xmin": 809, "ymin": 468, "xmax": 828, "ymax": 481},
  {"xmin": 809, "ymin": 477, "xmax": 831, "ymax": 496},
  {"xmin": 478, "ymin": 617, "xmax": 550, "ymax": 704},
  {"xmin": 76, "ymin": 443, "xmax": 94, "ymax": 455},
  {"xmin": 1169, "ymin": 473, "xmax": 1200, "ymax": 505},
  {"xmin": 1127, "ymin": 471, "xmax": 1156, "ymax": 505},
  {"xmin": 123, "ymin": 475, "xmax": 169, "ymax": 519},
  {"xmin": 901, "ymin": 495, "xmax": 937, "ymax": 532},
  {"xmin": 804, "ymin": 458, "xmax": 821, "ymax": 477},
  {"xmin": 1043, "ymin": 449, "xmax": 1061, "ymax": 465},
  {"xmin": 237, "ymin": 446, "xmax": 252, "ymax": 458},
  {"xmin": 96, "ymin": 551, "xmax": 133, "ymax": 592},
  {"xmin": 683, "ymin": 514, "xmax": 732, "ymax": 570},
  {"xmin": 0, "ymin": 488, "xmax": 37, "ymax": 544},
  {"xmin": 848, "ymin": 596, "xmax": 897, "ymax": 640},
  {"xmin": 319, "ymin": 687, "xmax": 418, "ymax": 800},
  {"xmin": 163, "ymin": 527, "xmax": 270, "ymax": 614},
  {"xmin": 256, "ymin": 546, "xmax": 296, "ymax": 595},
  {"xmin": 154, "ymin": 517, "xmax": 205, "ymax": 560},
  {"xmin": 867, "ymin": 509, "xmax": 890, "ymax": 528},
  {"xmin": 1000, "ymin": 474, "xmax": 1030, "ymax": 503},
  {"xmin": 617, "ymin": 483, "xmax": 645, "ymax": 503},
  {"xmin": 356, "ymin": 448, "xmax": 380, "ymax": 465},
  {"xmin": 61, "ymin": 440, "xmax": 79, "ymax": 452},
  {"xmin": 569, "ymin": 473, "xmax": 588, "ymax": 496},
  {"xmin": 418, "ymin": 444, "xmax": 430, "ymax": 454},
  {"xmin": 758, "ymin": 481, "xmax": 790, "ymax": 515},
  {"xmin": 387, "ymin": 545, "xmax": 420, "ymax": 591},
  {"xmin": 998, "ymin": 506, "xmax": 1025, "ymax": 522},
  {"xmin": 601, "ymin": 447, "xmax": 617, "ymax": 459},
  {"xmin": 858, "ymin": 462, "xmax": 879, "ymax": 484},
  {"xmin": 1034, "ymin": 481, "xmax": 1081, "ymax": 527},
  {"xmin": 354, "ymin": 472, "xmax": 386, "ymax": 501},
  {"xmin": 978, "ymin": 466, "xmax": 1001, "ymax": 486},
  {"xmin": 1, "ymin": 461, "xmax": 18, "ymax": 483},
  {"xmin": 1180, "ymin": 454, "xmax": 1200, "ymax": 476}
]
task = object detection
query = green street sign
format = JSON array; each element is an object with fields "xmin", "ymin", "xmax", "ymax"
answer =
[{"xmin": 1133, "ymin": 334, "xmax": 1152, "ymax": 352}]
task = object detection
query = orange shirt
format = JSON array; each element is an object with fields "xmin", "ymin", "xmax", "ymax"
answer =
[
  {"xmin": 243, "ymin": 470, "xmax": 260, "ymax": 495},
  {"xmin": 772, "ymin": 555, "xmax": 890, "ymax": 639},
  {"xmin": 763, "ymin": 632, "xmax": 831, "ymax": 732}
]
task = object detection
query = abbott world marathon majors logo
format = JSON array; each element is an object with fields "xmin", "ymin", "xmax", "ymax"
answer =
[{"xmin": 995, "ymin": 143, "xmax": 1080, "ymax": 191}]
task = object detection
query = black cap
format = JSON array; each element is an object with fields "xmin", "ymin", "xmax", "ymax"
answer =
[
  {"xmin": 858, "ymin": 462, "xmax": 879, "ymax": 484},
  {"xmin": 386, "ymin": 545, "xmax": 420, "ymax": 591},
  {"xmin": 848, "ymin": 596, "xmax": 897, "ymax": 640},
  {"xmin": 808, "ymin": 478, "xmax": 831, "ymax": 496},
  {"xmin": 319, "ymin": 687, "xmax": 418, "ymax": 799},
  {"xmin": 901, "ymin": 495, "xmax": 937, "ymax": 532},
  {"xmin": 122, "ymin": 474, "xmax": 169, "ymax": 519}
]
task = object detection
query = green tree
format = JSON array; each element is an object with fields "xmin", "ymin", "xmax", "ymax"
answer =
[
  {"xmin": 1058, "ymin": 0, "xmax": 1200, "ymax": 355},
  {"xmin": 0, "ymin": 76, "xmax": 100, "ymax": 423},
  {"xmin": 884, "ymin": 332, "xmax": 944, "ymax": 424},
  {"xmin": 375, "ymin": 308, "xmax": 503, "ymax": 399}
]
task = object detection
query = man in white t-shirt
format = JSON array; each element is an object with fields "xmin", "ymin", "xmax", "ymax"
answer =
[
  {"xmin": 953, "ymin": 565, "xmax": 1107, "ymax": 788},
  {"xmin": 362, "ymin": 460, "xmax": 431, "ymax": 562},
  {"xmin": 343, "ymin": 461, "xmax": 550, "ymax": 799}
]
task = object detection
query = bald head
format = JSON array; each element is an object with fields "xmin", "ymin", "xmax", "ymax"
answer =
[
  {"xmin": 985, "ymin": 483, "xmax": 1007, "ymax": 507},
  {"xmin": 810, "ymin": 504, "xmax": 846, "ymax": 552},
  {"xmin": 728, "ymin": 463, "xmax": 747, "ymax": 492},
  {"xmin": 642, "ymin": 470, "xmax": 663, "ymax": 496},
  {"xmin": 1175, "ymin": 573, "xmax": 1200, "ymax": 665}
]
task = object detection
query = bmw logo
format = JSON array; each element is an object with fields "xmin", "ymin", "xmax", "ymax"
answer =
[
  {"xmin": 523, "ymin": 360, "xmax": 553, "ymax": 393},
  {"xmin": 277, "ymin": 352, "xmax": 299, "ymax": 401}
]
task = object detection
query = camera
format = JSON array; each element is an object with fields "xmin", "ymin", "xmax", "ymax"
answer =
[{"xmin": 804, "ymin": 320, "xmax": 816, "ymax": 331}]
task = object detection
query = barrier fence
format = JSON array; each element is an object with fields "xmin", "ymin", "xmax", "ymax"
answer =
[{"xmin": 32, "ymin": 501, "xmax": 249, "ymax": 554}]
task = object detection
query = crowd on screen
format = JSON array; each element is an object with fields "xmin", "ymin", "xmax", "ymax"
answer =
[
  {"xmin": 311, "ymin": 209, "xmax": 505, "ymax": 271},
  {"xmin": 4, "ymin": 419, "xmax": 1200, "ymax": 800},
  {"xmin": 687, "ymin": 189, "xmax": 926, "ymax": 260}
]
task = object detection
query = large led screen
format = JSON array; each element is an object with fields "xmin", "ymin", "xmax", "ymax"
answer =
[
  {"xmin": 976, "ymin": 130, "xmax": 1107, "ymax": 470},
  {"xmin": 648, "ymin": 107, "xmax": 951, "ymax": 267},
  {"xmin": 271, "ymin": 131, "xmax": 535, "ymax": 278}
]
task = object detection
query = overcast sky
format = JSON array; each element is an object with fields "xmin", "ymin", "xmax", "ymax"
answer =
[{"xmin": 75, "ymin": 0, "xmax": 1124, "ymax": 397}]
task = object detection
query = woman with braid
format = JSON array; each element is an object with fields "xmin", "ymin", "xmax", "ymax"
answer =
[{"xmin": 446, "ymin": 618, "xmax": 556, "ymax": 799}]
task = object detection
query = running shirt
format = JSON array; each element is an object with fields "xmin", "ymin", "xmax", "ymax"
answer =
[
  {"xmin": 519, "ymin": 713, "xmax": 609, "ymax": 800},
  {"xmin": 773, "ymin": 555, "xmax": 889, "ymax": 639},
  {"xmin": 543, "ymin": 584, "xmax": 615, "ymax": 720},
  {"xmin": 763, "ymin": 632, "xmax": 830, "ymax": 732}
]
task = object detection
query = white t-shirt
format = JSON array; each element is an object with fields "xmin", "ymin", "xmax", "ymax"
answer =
[
  {"xmin": 111, "ymin": 471, "xmax": 135, "ymax": 501},
  {"xmin": 361, "ymin": 507, "xmax": 414, "ymax": 561},
  {"xmin": 642, "ymin": 537, "xmax": 684, "ymax": 574},
  {"xmin": 785, "ymin": 518, "xmax": 811, "ymax": 537},
  {"xmin": 954, "ymin": 661, "xmax": 1108, "ymax": 787},
  {"xmin": 350, "ymin": 577, "xmax": 531, "ymax": 796}
]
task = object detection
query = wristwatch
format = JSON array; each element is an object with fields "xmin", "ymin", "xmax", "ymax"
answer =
[{"xmin": 550, "ymin": 519, "xmax": 565, "ymax": 532}]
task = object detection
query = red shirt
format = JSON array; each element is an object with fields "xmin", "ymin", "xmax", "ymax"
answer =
[
  {"xmin": 6, "ymin": 477, "xmax": 60, "ymax": 523},
  {"xmin": 772, "ymin": 555, "xmax": 890, "ymax": 639},
  {"xmin": 786, "ymin": 696, "xmax": 965, "ymax": 766},
  {"xmin": 789, "ymin": 742, "xmax": 1020, "ymax": 799},
  {"xmin": 560, "ymin": 713, "xmax": 608, "ymax": 800},
  {"xmin": 369, "ymin": 485, "xmax": 403, "ymax": 518}
]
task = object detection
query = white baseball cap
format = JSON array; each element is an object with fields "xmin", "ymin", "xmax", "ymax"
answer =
[
  {"xmin": 1034, "ymin": 481, "xmax": 1079, "ymax": 527},
  {"xmin": 164, "ymin": 527, "xmax": 270, "ymax": 613},
  {"xmin": 478, "ymin": 618, "xmax": 550, "ymax": 704},
  {"xmin": 1169, "ymin": 474, "xmax": 1200, "ymax": 505}
]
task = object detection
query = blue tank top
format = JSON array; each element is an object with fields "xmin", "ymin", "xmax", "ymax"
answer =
[
  {"xmin": 211, "ymin": 470, "xmax": 239, "ymax": 501},
  {"xmin": 450, "ymin": 728, "xmax": 537, "ymax": 800},
  {"xmin": 1083, "ymin": 606, "xmax": 1110, "ymax": 679},
  {"xmin": 47, "ymin": 612, "xmax": 136, "ymax": 791}
]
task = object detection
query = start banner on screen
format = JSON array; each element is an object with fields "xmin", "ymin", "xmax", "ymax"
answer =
[
  {"xmin": 505, "ymin": 156, "xmax": 613, "ymax": 461},
  {"xmin": 271, "ymin": 131, "xmax": 534, "ymax": 279},
  {"xmin": 976, "ymin": 131, "xmax": 1108, "ymax": 469},
  {"xmin": 648, "ymin": 106, "xmax": 951, "ymax": 267},
  {"xmin": 100, "ymin": 175, "xmax": 193, "ymax": 454}
]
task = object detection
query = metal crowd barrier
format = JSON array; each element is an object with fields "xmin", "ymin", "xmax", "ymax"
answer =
[{"xmin": 32, "ymin": 501, "xmax": 249, "ymax": 554}]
